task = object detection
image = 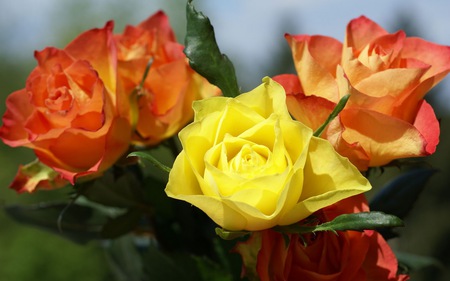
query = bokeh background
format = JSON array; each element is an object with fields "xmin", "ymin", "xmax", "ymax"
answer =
[{"xmin": 1, "ymin": 0, "xmax": 450, "ymax": 280}]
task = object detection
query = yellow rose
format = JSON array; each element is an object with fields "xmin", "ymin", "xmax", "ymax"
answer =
[{"xmin": 165, "ymin": 77, "xmax": 370, "ymax": 231}]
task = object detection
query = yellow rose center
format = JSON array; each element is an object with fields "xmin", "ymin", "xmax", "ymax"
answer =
[{"xmin": 229, "ymin": 143, "xmax": 269, "ymax": 177}]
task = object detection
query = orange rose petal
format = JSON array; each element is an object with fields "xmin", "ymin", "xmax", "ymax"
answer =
[
  {"xmin": 355, "ymin": 31, "xmax": 406, "ymax": 72},
  {"xmin": 288, "ymin": 34, "xmax": 342, "ymax": 75},
  {"xmin": 25, "ymin": 110, "xmax": 53, "ymax": 136},
  {"xmin": 402, "ymin": 37, "xmax": 450, "ymax": 84},
  {"xmin": 286, "ymin": 34, "xmax": 341, "ymax": 102},
  {"xmin": 118, "ymin": 11, "xmax": 216, "ymax": 146},
  {"xmin": 65, "ymin": 21, "xmax": 117, "ymax": 96},
  {"xmin": 0, "ymin": 89, "xmax": 35, "ymax": 146},
  {"xmin": 325, "ymin": 118, "xmax": 371, "ymax": 171},
  {"xmin": 413, "ymin": 100, "xmax": 440, "ymax": 155},
  {"xmin": 181, "ymin": 71, "xmax": 220, "ymax": 118},
  {"xmin": 354, "ymin": 68, "xmax": 427, "ymax": 99},
  {"xmin": 368, "ymin": 31, "xmax": 405, "ymax": 63},
  {"xmin": 362, "ymin": 231, "xmax": 402, "ymax": 280},
  {"xmin": 257, "ymin": 230, "xmax": 289, "ymax": 281},
  {"xmin": 98, "ymin": 116, "xmax": 132, "ymax": 172},
  {"xmin": 287, "ymin": 94, "xmax": 335, "ymax": 132},
  {"xmin": 71, "ymin": 112, "xmax": 104, "ymax": 131},
  {"xmin": 341, "ymin": 47, "xmax": 374, "ymax": 85},
  {"xmin": 9, "ymin": 161, "xmax": 69, "ymax": 193},
  {"xmin": 274, "ymin": 74, "xmax": 334, "ymax": 131},
  {"xmin": 322, "ymin": 194, "xmax": 370, "ymax": 220},
  {"xmin": 138, "ymin": 10, "xmax": 176, "ymax": 45},
  {"xmin": 147, "ymin": 59, "xmax": 188, "ymax": 116},
  {"xmin": 347, "ymin": 68, "xmax": 428, "ymax": 119},
  {"xmin": 272, "ymin": 74, "xmax": 301, "ymax": 94},
  {"xmin": 345, "ymin": 16, "xmax": 387, "ymax": 55},
  {"xmin": 49, "ymin": 131, "xmax": 106, "ymax": 170},
  {"xmin": 64, "ymin": 60, "xmax": 103, "ymax": 102},
  {"xmin": 33, "ymin": 47, "xmax": 74, "ymax": 73},
  {"xmin": 340, "ymin": 108, "xmax": 427, "ymax": 167}
]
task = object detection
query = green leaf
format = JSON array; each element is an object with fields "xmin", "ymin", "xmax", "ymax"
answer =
[
  {"xmin": 370, "ymin": 168, "xmax": 436, "ymax": 219},
  {"xmin": 128, "ymin": 151, "xmax": 171, "ymax": 173},
  {"xmin": 215, "ymin": 227, "xmax": 250, "ymax": 240},
  {"xmin": 76, "ymin": 167, "xmax": 148, "ymax": 210},
  {"xmin": 314, "ymin": 94, "xmax": 350, "ymax": 137},
  {"xmin": 370, "ymin": 168, "xmax": 436, "ymax": 239},
  {"xmin": 275, "ymin": 211, "xmax": 404, "ymax": 234},
  {"xmin": 184, "ymin": 0, "xmax": 240, "ymax": 97},
  {"xmin": 4, "ymin": 202, "xmax": 102, "ymax": 244},
  {"xmin": 314, "ymin": 211, "xmax": 404, "ymax": 232}
]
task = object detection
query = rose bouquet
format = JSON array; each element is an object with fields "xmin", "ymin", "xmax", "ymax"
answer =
[{"xmin": 1, "ymin": 1, "xmax": 449, "ymax": 280}]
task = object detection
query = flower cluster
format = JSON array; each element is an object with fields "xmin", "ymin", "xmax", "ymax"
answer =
[
  {"xmin": 1, "ymin": 6, "xmax": 449, "ymax": 281},
  {"xmin": 0, "ymin": 11, "xmax": 219, "ymax": 192}
]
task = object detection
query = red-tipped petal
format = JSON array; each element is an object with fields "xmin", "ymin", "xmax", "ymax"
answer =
[{"xmin": 413, "ymin": 100, "xmax": 440, "ymax": 155}]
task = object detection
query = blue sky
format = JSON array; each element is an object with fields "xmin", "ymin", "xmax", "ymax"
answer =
[{"xmin": 1, "ymin": 0, "xmax": 450, "ymax": 108}]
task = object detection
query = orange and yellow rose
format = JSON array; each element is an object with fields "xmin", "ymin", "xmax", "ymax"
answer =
[
  {"xmin": 274, "ymin": 16, "xmax": 450, "ymax": 170},
  {"xmin": 165, "ymin": 78, "xmax": 370, "ymax": 231},
  {"xmin": 0, "ymin": 11, "xmax": 219, "ymax": 192},
  {"xmin": 0, "ymin": 22, "xmax": 131, "ymax": 190},
  {"xmin": 235, "ymin": 195, "xmax": 409, "ymax": 281},
  {"xmin": 114, "ymin": 11, "xmax": 220, "ymax": 146}
]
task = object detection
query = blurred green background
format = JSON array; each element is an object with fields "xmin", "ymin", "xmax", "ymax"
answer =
[{"xmin": 1, "ymin": 0, "xmax": 450, "ymax": 280}]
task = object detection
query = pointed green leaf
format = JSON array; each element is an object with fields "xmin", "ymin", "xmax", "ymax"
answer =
[
  {"xmin": 313, "ymin": 211, "xmax": 404, "ymax": 232},
  {"xmin": 275, "ymin": 211, "xmax": 404, "ymax": 234},
  {"xmin": 370, "ymin": 168, "xmax": 436, "ymax": 239},
  {"xmin": 370, "ymin": 168, "xmax": 436, "ymax": 219},
  {"xmin": 185, "ymin": 0, "xmax": 240, "ymax": 97}
]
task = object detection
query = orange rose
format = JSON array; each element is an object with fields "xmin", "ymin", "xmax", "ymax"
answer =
[
  {"xmin": 235, "ymin": 195, "xmax": 409, "ymax": 281},
  {"xmin": 274, "ymin": 16, "xmax": 450, "ymax": 170},
  {"xmin": 114, "ymin": 11, "xmax": 220, "ymax": 146},
  {"xmin": 0, "ymin": 22, "xmax": 131, "ymax": 188}
]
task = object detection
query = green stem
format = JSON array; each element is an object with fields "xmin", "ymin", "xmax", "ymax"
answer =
[
  {"xmin": 139, "ymin": 58, "xmax": 154, "ymax": 90},
  {"xmin": 313, "ymin": 94, "xmax": 350, "ymax": 137},
  {"xmin": 128, "ymin": 151, "xmax": 172, "ymax": 173},
  {"xmin": 57, "ymin": 193, "xmax": 81, "ymax": 233}
]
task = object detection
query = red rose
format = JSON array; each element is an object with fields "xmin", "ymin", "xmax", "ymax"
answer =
[{"xmin": 235, "ymin": 195, "xmax": 409, "ymax": 281}]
